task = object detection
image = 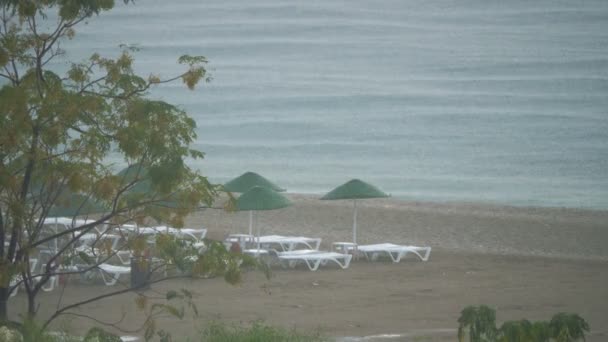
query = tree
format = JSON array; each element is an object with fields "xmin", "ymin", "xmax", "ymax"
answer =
[
  {"xmin": 458, "ymin": 305, "xmax": 498, "ymax": 342},
  {"xmin": 0, "ymin": 0, "xmax": 245, "ymax": 332},
  {"xmin": 457, "ymin": 306, "xmax": 589, "ymax": 342}
]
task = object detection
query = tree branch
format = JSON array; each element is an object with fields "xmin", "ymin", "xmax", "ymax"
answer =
[
  {"xmin": 0, "ymin": 209, "xmax": 4, "ymax": 258},
  {"xmin": 80, "ymin": 70, "xmax": 192, "ymax": 100},
  {"xmin": 7, "ymin": 125, "xmax": 40, "ymax": 262}
]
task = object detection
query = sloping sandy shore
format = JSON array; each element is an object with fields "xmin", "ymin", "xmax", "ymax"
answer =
[
  {"xmin": 10, "ymin": 195, "xmax": 608, "ymax": 341},
  {"xmin": 201, "ymin": 194, "xmax": 608, "ymax": 261}
]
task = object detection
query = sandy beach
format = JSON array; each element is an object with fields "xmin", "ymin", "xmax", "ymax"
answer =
[{"xmin": 10, "ymin": 195, "xmax": 608, "ymax": 341}]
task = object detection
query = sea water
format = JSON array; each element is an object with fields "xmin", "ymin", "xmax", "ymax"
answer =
[{"xmin": 53, "ymin": 0, "xmax": 608, "ymax": 209}]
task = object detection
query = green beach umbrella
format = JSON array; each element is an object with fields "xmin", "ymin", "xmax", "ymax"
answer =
[
  {"xmin": 224, "ymin": 171, "xmax": 285, "ymax": 237},
  {"xmin": 236, "ymin": 186, "xmax": 291, "ymax": 211},
  {"xmin": 116, "ymin": 165, "xmax": 199, "ymax": 210},
  {"xmin": 49, "ymin": 193, "xmax": 108, "ymax": 217},
  {"xmin": 321, "ymin": 179, "xmax": 389, "ymax": 244},
  {"xmin": 224, "ymin": 171, "xmax": 285, "ymax": 193},
  {"xmin": 235, "ymin": 186, "xmax": 292, "ymax": 251},
  {"xmin": 117, "ymin": 164, "xmax": 154, "ymax": 195}
]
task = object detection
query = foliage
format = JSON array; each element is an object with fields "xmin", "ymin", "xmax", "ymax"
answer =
[
  {"xmin": 199, "ymin": 321, "xmax": 328, "ymax": 342},
  {"xmin": 82, "ymin": 327, "xmax": 122, "ymax": 342},
  {"xmin": 0, "ymin": 0, "xmax": 247, "ymax": 338},
  {"xmin": 549, "ymin": 313, "xmax": 589, "ymax": 342},
  {"xmin": 1, "ymin": 319, "xmax": 125, "ymax": 342},
  {"xmin": 133, "ymin": 288, "xmax": 199, "ymax": 342},
  {"xmin": 0, "ymin": 325, "xmax": 22, "ymax": 342},
  {"xmin": 458, "ymin": 306, "xmax": 589, "ymax": 342},
  {"xmin": 458, "ymin": 305, "xmax": 497, "ymax": 342},
  {"xmin": 1, "ymin": 319, "xmax": 79, "ymax": 342}
]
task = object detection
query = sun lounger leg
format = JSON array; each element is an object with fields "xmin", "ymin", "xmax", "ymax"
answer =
[
  {"xmin": 403, "ymin": 248, "xmax": 431, "ymax": 261},
  {"xmin": 99, "ymin": 269, "xmax": 119, "ymax": 286},
  {"xmin": 304, "ymin": 259, "xmax": 322, "ymax": 271},
  {"xmin": 338, "ymin": 255, "xmax": 352, "ymax": 269},
  {"xmin": 41, "ymin": 275, "xmax": 57, "ymax": 292},
  {"xmin": 116, "ymin": 251, "xmax": 132, "ymax": 265},
  {"xmin": 388, "ymin": 251, "xmax": 400, "ymax": 263},
  {"xmin": 420, "ymin": 247, "xmax": 431, "ymax": 261}
]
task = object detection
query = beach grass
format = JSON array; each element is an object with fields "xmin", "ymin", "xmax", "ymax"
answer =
[{"xmin": 197, "ymin": 321, "xmax": 329, "ymax": 342}]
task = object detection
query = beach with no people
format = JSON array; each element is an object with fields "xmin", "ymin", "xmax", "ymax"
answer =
[{"xmin": 11, "ymin": 195, "xmax": 608, "ymax": 341}]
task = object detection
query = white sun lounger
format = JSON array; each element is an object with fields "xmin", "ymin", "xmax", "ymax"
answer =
[
  {"xmin": 98, "ymin": 263, "xmax": 131, "ymax": 286},
  {"xmin": 179, "ymin": 228, "xmax": 207, "ymax": 241},
  {"xmin": 256, "ymin": 235, "xmax": 322, "ymax": 251},
  {"xmin": 277, "ymin": 250, "xmax": 352, "ymax": 271},
  {"xmin": 357, "ymin": 243, "xmax": 431, "ymax": 262},
  {"xmin": 73, "ymin": 234, "xmax": 133, "ymax": 265},
  {"xmin": 9, "ymin": 258, "xmax": 38, "ymax": 297}
]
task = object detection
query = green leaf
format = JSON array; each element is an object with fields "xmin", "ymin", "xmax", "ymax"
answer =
[
  {"xmin": 78, "ymin": 252, "xmax": 94, "ymax": 265},
  {"xmin": 83, "ymin": 327, "xmax": 122, "ymax": 342},
  {"xmin": 0, "ymin": 48, "xmax": 8, "ymax": 67}
]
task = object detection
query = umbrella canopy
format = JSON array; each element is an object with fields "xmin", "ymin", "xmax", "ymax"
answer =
[
  {"xmin": 320, "ymin": 179, "xmax": 389, "ymax": 201},
  {"xmin": 117, "ymin": 164, "xmax": 153, "ymax": 194},
  {"xmin": 224, "ymin": 171, "xmax": 285, "ymax": 193},
  {"xmin": 49, "ymin": 193, "xmax": 108, "ymax": 217},
  {"xmin": 236, "ymin": 186, "xmax": 292, "ymax": 211},
  {"xmin": 116, "ymin": 165, "xmax": 200, "ymax": 210},
  {"xmin": 225, "ymin": 172, "xmax": 285, "ymax": 237},
  {"xmin": 321, "ymin": 179, "xmax": 389, "ymax": 244},
  {"xmin": 235, "ymin": 186, "xmax": 292, "ymax": 251}
]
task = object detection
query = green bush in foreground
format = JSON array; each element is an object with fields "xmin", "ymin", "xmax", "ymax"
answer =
[
  {"xmin": 198, "ymin": 321, "xmax": 328, "ymax": 342},
  {"xmin": 0, "ymin": 320, "xmax": 327, "ymax": 342},
  {"xmin": 458, "ymin": 305, "xmax": 589, "ymax": 342}
]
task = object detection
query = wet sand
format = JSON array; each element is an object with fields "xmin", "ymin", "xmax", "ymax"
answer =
[{"xmin": 10, "ymin": 195, "xmax": 608, "ymax": 341}]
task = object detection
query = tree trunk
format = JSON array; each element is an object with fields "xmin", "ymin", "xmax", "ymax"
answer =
[
  {"xmin": 0, "ymin": 287, "xmax": 8, "ymax": 322},
  {"xmin": 27, "ymin": 290, "xmax": 36, "ymax": 318}
]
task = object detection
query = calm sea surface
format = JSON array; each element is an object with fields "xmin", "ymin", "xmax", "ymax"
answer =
[{"xmin": 56, "ymin": 0, "xmax": 608, "ymax": 209}]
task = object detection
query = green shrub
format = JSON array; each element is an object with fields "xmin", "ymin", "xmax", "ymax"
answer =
[
  {"xmin": 549, "ymin": 313, "xmax": 589, "ymax": 342},
  {"xmin": 458, "ymin": 306, "xmax": 589, "ymax": 342},
  {"xmin": 199, "ymin": 321, "xmax": 328, "ymax": 342},
  {"xmin": 458, "ymin": 305, "xmax": 497, "ymax": 342}
]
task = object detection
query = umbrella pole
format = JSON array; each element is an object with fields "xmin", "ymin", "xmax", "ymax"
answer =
[
  {"xmin": 255, "ymin": 211, "xmax": 260, "ymax": 251},
  {"xmin": 248, "ymin": 211, "xmax": 253, "ymax": 237},
  {"xmin": 55, "ymin": 217, "xmax": 59, "ymax": 254},
  {"xmin": 353, "ymin": 199, "xmax": 358, "ymax": 245}
]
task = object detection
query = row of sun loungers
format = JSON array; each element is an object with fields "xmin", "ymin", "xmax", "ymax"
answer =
[
  {"xmin": 9, "ymin": 221, "xmax": 209, "ymax": 295},
  {"xmin": 226, "ymin": 233, "xmax": 432, "ymax": 271},
  {"xmin": 10, "ymin": 219, "xmax": 432, "ymax": 297}
]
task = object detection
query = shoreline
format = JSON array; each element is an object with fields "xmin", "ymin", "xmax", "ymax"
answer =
[
  {"xmin": 192, "ymin": 193, "xmax": 608, "ymax": 261},
  {"xmin": 281, "ymin": 190, "xmax": 608, "ymax": 213}
]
